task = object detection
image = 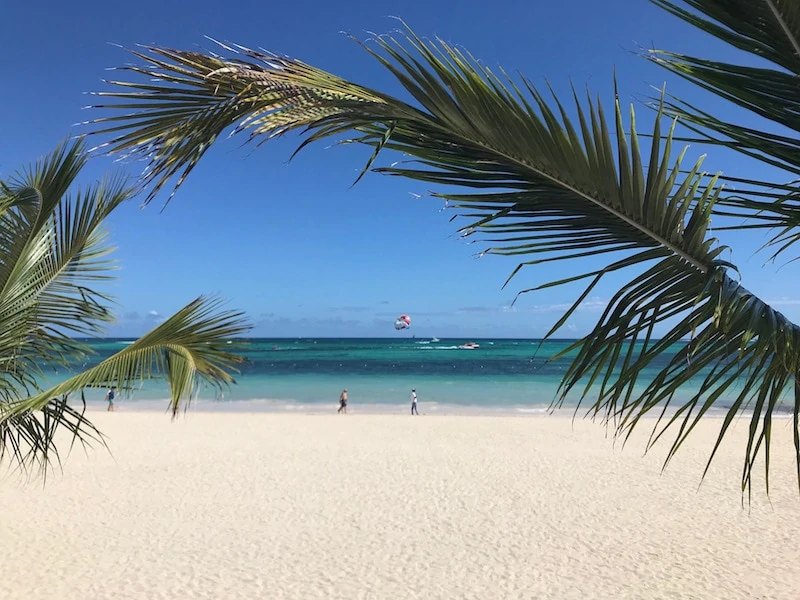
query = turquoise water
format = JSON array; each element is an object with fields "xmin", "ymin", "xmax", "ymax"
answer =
[{"xmin": 40, "ymin": 337, "xmax": 724, "ymax": 411}]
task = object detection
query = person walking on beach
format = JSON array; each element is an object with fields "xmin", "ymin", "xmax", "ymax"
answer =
[
  {"xmin": 411, "ymin": 388, "xmax": 418, "ymax": 415},
  {"xmin": 338, "ymin": 389, "xmax": 348, "ymax": 414},
  {"xmin": 105, "ymin": 386, "xmax": 116, "ymax": 412}
]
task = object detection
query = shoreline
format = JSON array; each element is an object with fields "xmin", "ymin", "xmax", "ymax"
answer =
[
  {"xmin": 94, "ymin": 398, "xmax": 555, "ymax": 416},
  {"xmin": 82, "ymin": 397, "xmax": 786, "ymax": 419}
]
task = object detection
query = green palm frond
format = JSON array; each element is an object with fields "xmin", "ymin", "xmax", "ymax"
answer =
[
  {"xmin": 647, "ymin": 0, "xmax": 800, "ymax": 259},
  {"xmin": 87, "ymin": 25, "xmax": 800, "ymax": 493},
  {"xmin": 0, "ymin": 141, "xmax": 251, "ymax": 473},
  {"xmin": 85, "ymin": 44, "xmax": 395, "ymax": 205},
  {"xmin": 0, "ymin": 392, "xmax": 102, "ymax": 479},
  {"xmin": 0, "ymin": 296, "xmax": 249, "ymax": 472},
  {"xmin": 648, "ymin": 0, "xmax": 800, "ymax": 170},
  {"xmin": 0, "ymin": 140, "xmax": 132, "ymax": 399},
  {"xmin": 5, "ymin": 294, "xmax": 248, "ymax": 417}
]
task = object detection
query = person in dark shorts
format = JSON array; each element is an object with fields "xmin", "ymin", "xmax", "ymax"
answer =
[
  {"xmin": 338, "ymin": 389, "xmax": 348, "ymax": 414},
  {"xmin": 411, "ymin": 389, "xmax": 418, "ymax": 415}
]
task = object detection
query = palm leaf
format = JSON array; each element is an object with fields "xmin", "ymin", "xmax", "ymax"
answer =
[
  {"xmin": 0, "ymin": 140, "xmax": 130, "ymax": 399},
  {"xmin": 647, "ymin": 0, "xmax": 800, "ymax": 259},
  {"xmin": 87, "ymin": 25, "xmax": 800, "ymax": 494},
  {"xmin": 647, "ymin": 0, "xmax": 800, "ymax": 170},
  {"xmin": 1, "ymin": 295, "xmax": 250, "ymax": 472},
  {"xmin": 0, "ymin": 141, "xmax": 251, "ymax": 473},
  {"xmin": 0, "ymin": 392, "xmax": 102, "ymax": 480}
]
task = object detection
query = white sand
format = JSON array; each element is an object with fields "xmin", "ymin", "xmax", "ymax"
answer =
[{"xmin": 1, "ymin": 411, "xmax": 799, "ymax": 599}]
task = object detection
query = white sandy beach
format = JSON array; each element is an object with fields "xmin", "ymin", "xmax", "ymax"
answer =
[{"xmin": 1, "ymin": 410, "xmax": 799, "ymax": 599}]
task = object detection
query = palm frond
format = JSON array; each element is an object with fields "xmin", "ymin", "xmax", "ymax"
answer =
[
  {"xmin": 1, "ymin": 295, "xmax": 250, "ymax": 471},
  {"xmin": 87, "ymin": 25, "xmax": 800, "ymax": 494},
  {"xmin": 0, "ymin": 392, "xmax": 103, "ymax": 480},
  {"xmin": 0, "ymin": 139, "xmax": 135, "ymax": 399},
  {"xmin": 648, "ymin": 0, "xmax": 800, "ymax": 169},
  {"xmin": 6, "ymin": 295, "xmax": 249, "ymax": 415},
  {"xmin": 647, "ymin": 0, "xmax": 800, "ymax": 258},
  {"xmin": 85, "ymin": 44, "xmax": 397, "ymax": 205},
  {"xmin": 0, "ymin": 141, "xmax": 251, "ymax": 474}
]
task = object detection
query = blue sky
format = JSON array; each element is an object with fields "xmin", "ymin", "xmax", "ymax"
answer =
[{"xmin": 2, "ymin": 0, "xmax": 798, "ymax": 337}]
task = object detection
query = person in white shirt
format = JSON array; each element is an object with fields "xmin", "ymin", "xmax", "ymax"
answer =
[{"xmin": 411, "ymin": 389, "xmax": 418, "ymax": 415}]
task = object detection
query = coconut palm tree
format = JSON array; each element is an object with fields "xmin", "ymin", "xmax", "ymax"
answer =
[
  {"xmin": 85, "ymin": 1, "xmax": 799, "ymax": 495},
  {"xmin": 0, "ymin": 139, "xmax": 249, "ymax": 474}
]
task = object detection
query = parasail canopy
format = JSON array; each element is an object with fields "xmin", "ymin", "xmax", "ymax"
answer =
[{"xmin": 394, "ymin": 314, "xmax": 411, "ymax": 330}]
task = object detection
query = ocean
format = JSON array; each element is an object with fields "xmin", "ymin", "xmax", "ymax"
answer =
[{"xmin": 38, "ymin": 337, "xmax": 735, "ymax": 414}]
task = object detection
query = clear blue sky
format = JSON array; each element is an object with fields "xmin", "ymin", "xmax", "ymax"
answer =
[{"xmin": 2, "ymin": 0, "xmax": 798, "ymax": 337}]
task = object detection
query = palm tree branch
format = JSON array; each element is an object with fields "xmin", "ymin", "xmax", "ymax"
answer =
[
  {"xmin": 88, "ymin": 35, "xmax": 718, "ymax": 274},
  {"xmin": 0, "ymin": 142, "xmax": 139, "ymax": 394},
  {"xmin": 0, "ymin": 295, "xmax": 251, "ymax": 472},
  {"xmin": 647, "ymin": 0, "xmax": 800, "ymax": 258},
  {"xmin": 85, "ymin": 24, "xmax": 800, "ymax": 494}
]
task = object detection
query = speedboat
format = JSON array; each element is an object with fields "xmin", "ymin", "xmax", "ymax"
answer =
[{"xmin": 459, "ymin": 342, "xmax": 480, "ymax": 349}]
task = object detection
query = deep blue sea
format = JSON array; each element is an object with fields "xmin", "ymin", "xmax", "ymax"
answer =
[{"xmin": 39, "ymin": 337, "xmax": 731, "ymax": 413}]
